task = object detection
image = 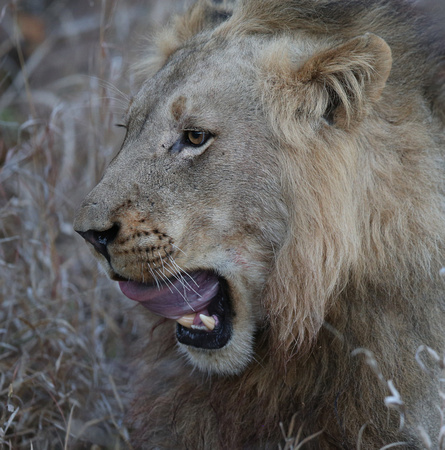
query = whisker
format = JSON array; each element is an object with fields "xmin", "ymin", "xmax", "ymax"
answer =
[
  {"xmin": 167, "ymin": 255, "xmax": 200, "ymax": 288},
  {"xmin": 147, "ymin": 264, "xmax": 161, "ymax": 290},
  {"xmin": 165, "ymin": 259, "xmax": 202, "ymax": 298},
  {"xmin": 155, "ymin": 264, "xmax": 196, "ymax": 312},
  {"xmin": 163, "ymin": 264, "xmax": 188, "ymax": 298},
  {"xmin": 166, "ymin": 256, "xmax": 197, "ymax": 284},
  {"xmin": 94, "ymin": 77, "xmax": 131, "ymax": 102},
  {"xmin": 171, "ymin": 244, "xmax": 187, "ymax": 256},
  {"xmin": 136, "ymin": 255, "xmax": 147, "ymax": 284},
  {"xmin": 169, "ymin": 245, "xmax": 202, "ymax": 290},
  {"xmin": 155, "ymin": 268, "xmax": 189, "ymax": 303},
  {"xmin": 158, "ymin": 251, "xmax": 166, "ymax": 274},
  {"xmin": 154, "ymin": 268, "xmax": 174, "ymax": 294}
]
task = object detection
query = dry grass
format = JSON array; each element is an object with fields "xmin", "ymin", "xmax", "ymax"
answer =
[
  {"xmin": 0, "ymin": 0, "xmax": 443, "ymax": 448},
  {"xmin": 0, "ymin": 0, "xmax": 185, "ymax": 447}
]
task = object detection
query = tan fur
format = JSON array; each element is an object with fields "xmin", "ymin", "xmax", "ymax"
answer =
[{"xmin": 74, "ymin": 0, "xmax": 445, "ymax": 447}]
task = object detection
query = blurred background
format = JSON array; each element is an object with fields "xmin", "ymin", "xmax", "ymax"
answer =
[
  {"xmin": 0, "ymin": 0, "xmax": 443, "ymax": 448},
  {"xmin": 0, "ymin": 0, "xmax": 186, "ymax": 447}
]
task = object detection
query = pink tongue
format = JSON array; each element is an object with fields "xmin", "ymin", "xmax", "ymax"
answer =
[{"xmin": 118, "ymin": 271, "xmax": 219, "ymax": 320}]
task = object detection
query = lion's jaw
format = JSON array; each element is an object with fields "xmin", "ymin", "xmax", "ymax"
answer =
[{"xmin": 73, "ymin": 39, "xmax": 286, "ymax": 375}]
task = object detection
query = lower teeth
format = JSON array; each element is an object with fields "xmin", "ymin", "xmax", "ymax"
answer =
[
  {"xmin": 176, "ymin": 313, "xmax": 216, "ymax": 331},
  {"xmin": 191, "ymin": 324, "xmax": 208, "ymax": 331}
]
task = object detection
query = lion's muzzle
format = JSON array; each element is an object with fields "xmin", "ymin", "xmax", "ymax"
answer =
[{"xmin": 74, "ymin": 211, "xmax": 235, "ymax": 351}]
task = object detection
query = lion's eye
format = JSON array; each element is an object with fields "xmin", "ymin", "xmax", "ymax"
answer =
[
  {"xmin": 185, "ymin": 130, "xmax": 210, "ymax": 147},
  {"xmin": 170, "ymin": 130, "xmax": 213, "ymax": 154}
]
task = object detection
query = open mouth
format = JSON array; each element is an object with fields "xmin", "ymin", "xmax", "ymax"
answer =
[{"xmin": 118, "ymin": 270, "xmax": 233, "ymax": 349}]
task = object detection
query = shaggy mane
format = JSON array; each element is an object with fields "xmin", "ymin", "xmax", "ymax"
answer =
[
  {"xmin": 222, "ymin": 0, "xmax": 445, "ymax": 115},
  {"xmin": 141, "ymin": 0, "xmax": 444, "ymax": 120}
]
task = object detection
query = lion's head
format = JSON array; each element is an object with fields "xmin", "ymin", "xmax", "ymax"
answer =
[{"xmin": 74, "ymin": 0, "xmax": 444, "ymax": 382}]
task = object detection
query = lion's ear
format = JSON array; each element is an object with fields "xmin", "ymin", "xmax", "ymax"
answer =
[{"xmin": 263, "ymin": 33, "xmax": 392, "ymax": 129}]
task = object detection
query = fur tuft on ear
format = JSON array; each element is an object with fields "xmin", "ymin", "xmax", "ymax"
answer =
[
  {"xmin": 133, "ymin": 0, "xmax": 233, "ymax": 82},
  {"xmin": 262, "ymin": 33, "xmax": 392, "ymax": 129},
  {"xmin": 173, "ymin": 0, "xmax": 233, "ymax": 44}
]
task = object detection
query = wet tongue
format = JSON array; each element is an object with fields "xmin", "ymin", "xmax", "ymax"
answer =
[{"xmin": 118, "ymin": 271, "xmax": 219, "ymax": 320}]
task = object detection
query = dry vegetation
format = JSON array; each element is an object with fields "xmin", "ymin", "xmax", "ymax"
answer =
[
  {"xmin": 0, "ymin": 0, "xmax": 444, "ymax": 449},
  {"xmin": 0, "ymin": 0, "xmax": 185, "ymax": 447}
]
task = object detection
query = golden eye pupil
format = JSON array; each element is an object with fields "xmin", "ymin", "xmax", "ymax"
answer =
[{"xmin": 187, "ymin": 130, "xmax": 206, "ymax": 146}]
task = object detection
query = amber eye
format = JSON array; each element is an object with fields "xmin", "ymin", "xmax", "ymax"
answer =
[{"xmin": 185, "ymin": 130, "xmax": 209, "ymax": 147}]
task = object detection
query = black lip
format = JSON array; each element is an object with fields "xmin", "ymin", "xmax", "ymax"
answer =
[{"xmin": 176, "ymin": 277, "xmax": 233, "ymax": 349}]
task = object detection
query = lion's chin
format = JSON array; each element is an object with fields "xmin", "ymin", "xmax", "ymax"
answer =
[
  {"xmin": 176, "ymin": 275, "xmax": 258, "ymax": 375},
  {"xmin": 178, "ymin": 322, "xmax": 256, "ymax": 375}
]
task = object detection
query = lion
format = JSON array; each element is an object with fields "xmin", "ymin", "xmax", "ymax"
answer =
[{"xmin": 73, "ymin": 0, "xmax": 445, "ymax": 447}]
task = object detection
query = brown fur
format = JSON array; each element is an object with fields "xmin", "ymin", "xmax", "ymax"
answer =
[{"xmin": 74, "ymin": 0, "xmax": 445, "ymax": 447}]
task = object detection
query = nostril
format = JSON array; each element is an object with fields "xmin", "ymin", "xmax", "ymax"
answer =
[
  {"xmin": 76, "ymin": 223, "xmax": 120, "ymax": 262},
  {"xmin": 95, "ymin": 223, "xmax": 119, "ymax": 247}
]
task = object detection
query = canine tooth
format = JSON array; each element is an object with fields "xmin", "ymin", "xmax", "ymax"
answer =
[
  {"xmin": 199, "ymin": 314, "xmax": 216, "ymax": 331},
  {"xmin": 177, "ymin": 314, "xmax": 195, "ymax": 328}
]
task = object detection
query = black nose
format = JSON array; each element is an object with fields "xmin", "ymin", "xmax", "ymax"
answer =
[{"xmin": 76, "ymin": 224, "xmax": 120, "ymax": 262}]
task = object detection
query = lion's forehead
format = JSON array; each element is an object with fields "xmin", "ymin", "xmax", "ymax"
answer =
[{"xmin": 130, "ymin": 38, "xmax": 261, "ymax": 122}]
